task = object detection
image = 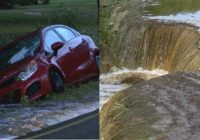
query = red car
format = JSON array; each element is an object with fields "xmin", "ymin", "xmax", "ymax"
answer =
[{"xmin": 0, "ymin": 24, "xmax": 99, "ymax": 103}]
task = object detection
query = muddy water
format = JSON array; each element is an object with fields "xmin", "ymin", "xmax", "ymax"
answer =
[
  {"xmin": 141, "ymin": 0, "xmax": 200, "ymax": 46},
  {"xmin": 141, "ymin": 0, "xmax": 200, "ymax": 28},
  {"xmin": 100, "ymin": 0, "xmax": 200, "ymax": 139},
  {"xmin": 100, "ymin": 67, "xmax": 168, "ymax": 110},
  {"xmin": 0, "ymin": 93, "xmax": 98, "ymax": 139},
  {"xmin": 102, "ymin": 0, "xmax": 200, "ymax": 72}
]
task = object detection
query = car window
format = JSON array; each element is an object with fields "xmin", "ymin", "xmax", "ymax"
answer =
[
  {"xmin": 0, "ymin": 35, "xmax": 40, "ymax": 70},
  {"xmin": 55, "ymin": 27, "xmax": 76, "ymax": 42},
  {"xmin": 44, "ymin": 30, "xmax": 63, "ymax": 56}
]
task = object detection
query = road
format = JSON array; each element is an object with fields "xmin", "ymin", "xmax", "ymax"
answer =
[{"xmin": 15, "ymin": 109, "xmax": 99, "ymax": 139}]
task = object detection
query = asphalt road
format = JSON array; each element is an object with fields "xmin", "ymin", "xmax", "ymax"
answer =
[{"xmin": 15, "ymin": 109, "xmax": 99, "ymax": 139}]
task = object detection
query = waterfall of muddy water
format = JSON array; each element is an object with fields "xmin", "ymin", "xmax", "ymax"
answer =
[
  {"xmin": 0, "ymin": 93, "xmax": 98, "ymax": 139},
  {"xmin": 102, "ymin": 0, "xmax": 200, "ymax": 74},
  {"xmin": 100, "ymin": 67, "xmax": 168, "ymax": 110},
  {"xmin": 141, "ymin": 0, "xmax": 200, "ymax": 46}
]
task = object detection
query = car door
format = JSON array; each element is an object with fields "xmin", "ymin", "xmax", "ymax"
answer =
[
  {"xmin": 54, "ymin": 27, "xmax": 93, "ymax": 79},
  {"xmin": 44, "ymin": 29, "xmax": 78, "ymax": 84}
]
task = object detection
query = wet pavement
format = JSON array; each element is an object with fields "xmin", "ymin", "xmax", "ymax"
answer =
[
  {"xmin": 16, "ymin": 109, "xmax": 99, "ymax": 139},
  {"xmin": 0, "ymin": 92, "xmax": 98, "ymax": 139}
]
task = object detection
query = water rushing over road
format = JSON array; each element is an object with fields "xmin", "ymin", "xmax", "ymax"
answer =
[
  {"xmin": 100, "ymin": 67, "xmax": 168, "ymax": 110},
  {"xmin": 0, "ymin": 93, "xmax": 98, "ymax": 139}
]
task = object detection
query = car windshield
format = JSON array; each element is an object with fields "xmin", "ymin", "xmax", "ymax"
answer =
[{"xmin": 0, "ymin": 35, "xmax": 40, "ymax": 71}]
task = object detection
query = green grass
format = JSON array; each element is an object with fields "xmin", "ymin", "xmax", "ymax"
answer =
[
  {"xmin": 22, "ymin": 79, "xmax": 99, "ymax": 107},
  {"xmin": 0, "ymin": 0, "xmax": 99, "ymax": 105},
  {"xmin": 0, "ymin": 0, "xmax": 98, "ymax": 47}
]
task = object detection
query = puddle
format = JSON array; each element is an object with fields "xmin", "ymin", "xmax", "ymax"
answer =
[
  {"xmin": 0, "ymin": 94, "xmax": 98, "ymax": 139},
  {"xmin": 24, "ymin": 12, "xmax": 41, "ymax": 15}
]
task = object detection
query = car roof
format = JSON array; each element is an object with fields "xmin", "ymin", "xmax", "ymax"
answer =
[{"xmin": 0, "ymin": 24, "xmax": 80, "ymax": 52}]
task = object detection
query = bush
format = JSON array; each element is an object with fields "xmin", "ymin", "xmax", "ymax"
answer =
[
  {"xmin": 45, "ymin": 3, "xmax": 78, "ymax": 28},
  {"xmin": 40, "ymin": 0, "xmax": 50, "ymax": 4},
  {"xmin": 0, "ymin": 0, "xmax": 15, "ymax": 9},
  {"xmin": 32, "ymin": 0, "xmax": 38, "ymax": 5},
  {"xmin": 17, "ymin": 0, "xmax": 32, "ymax": 6}
]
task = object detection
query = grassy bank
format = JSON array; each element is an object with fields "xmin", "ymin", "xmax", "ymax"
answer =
[
  {"xmin": 99, "ymin": 0, "xmax": 141, "ymax": 73},
  {"xmin": 22, "ymin": 79, "xmax": 99, "ymax": 107},
  {"xmin": 0, "ymin": 0, "xmax": 98, "ymax": 47},
  {"xmin": 0, "ymin": 0, "xmax": 99, "ymax": 103}
]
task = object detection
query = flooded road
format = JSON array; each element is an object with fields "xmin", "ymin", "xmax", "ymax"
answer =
[{"xmin": 0, "ymin": 92, "xmax": 98, "ymax": 139}]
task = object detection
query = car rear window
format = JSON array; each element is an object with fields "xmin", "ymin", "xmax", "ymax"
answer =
[{"xmin": 0, "ymin": 35, "xmax": 40, "ymax": 70}]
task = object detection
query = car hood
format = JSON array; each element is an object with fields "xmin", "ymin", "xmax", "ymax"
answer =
[{"xmin": 0, "ymin": 55, "xmax": 38, "ymax": 81}]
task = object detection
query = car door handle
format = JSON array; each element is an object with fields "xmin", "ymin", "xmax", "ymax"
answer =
[
  {"xmin": 69, "ymin": 47, "xmax": 73, "ymax": 52},
  {"xmin": 82, "ymin": 38, "xmax": 86, "ymax": 43}
]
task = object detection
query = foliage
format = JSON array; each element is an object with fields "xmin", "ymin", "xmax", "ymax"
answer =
[
  {"xmin": 109, "ymin": 102, "xmax": 128, "ymax": 120},
  {"xmin": 21, "ymin": 95, "xmax": 29, "ymax": 107},
  {"xmin": 16, "ymin": 0, "xmax": 50, "ymax": 6},
  {"xmin": 0, "ymin": 0, "xmax": 16, "ymax": 9},
  {"xmin": 8, "ymin": 91, "xmax": 14, "ymax": 103},
  {"xmin": 20, "ymin": 79, "xmax": 99, "ymax": 107},
  {"xmin": 100, "ymin": 0, "xmax": 141, "ymax": 67},
  {"xmin": 45, "ymin": 2, "xmax": 78, "ymax": 28},
  {"xmin": 17, "ymin": 0, "xmax": 32, "ymax": 6},
  {"xmin": 40, "ymin": 0, "xmax": 50, "ymax": 4}
]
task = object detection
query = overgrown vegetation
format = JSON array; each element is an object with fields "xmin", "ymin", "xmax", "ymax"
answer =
[
  {"xmin": 21, "ymin": 79, "xmax": 99, "ymax": 107},
  {"xmin": 100, "ymin": 0, "xmax": 142, "ymax": 73}
]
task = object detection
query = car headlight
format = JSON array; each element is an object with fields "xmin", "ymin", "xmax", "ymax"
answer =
[{"xmin": 17, "ymin": 60, "xmax": 38, "ymax": 81}]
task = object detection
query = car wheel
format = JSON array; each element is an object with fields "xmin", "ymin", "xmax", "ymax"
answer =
[
  {"xmin": 50, "ymin": 72, "xmax": 65, "ymax": 93},
  {"xmin": 95, "ymin": 55, "xmax": 99, "ymax": 73}
]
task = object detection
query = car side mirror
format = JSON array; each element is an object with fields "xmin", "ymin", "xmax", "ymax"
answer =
[{"xmin": 51, "ymin": 42, "xmax": 63, "ymax": 56}]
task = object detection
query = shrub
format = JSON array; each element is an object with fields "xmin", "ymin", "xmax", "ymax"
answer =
[
  {"xmin": 40, "ymin": 0, "xmax": 50, "ymax": 4},
  {"xmin": 17, "ymin": 0, "xmax": 32, "ymax": 6},
  {"xmin": 0, "ymin": 0, "xmax": 15, "ymax": 9}
]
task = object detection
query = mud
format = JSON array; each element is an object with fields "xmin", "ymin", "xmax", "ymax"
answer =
[{"xmin": 100, "ymin": 71, "xmax": 200, "ymax": 140}]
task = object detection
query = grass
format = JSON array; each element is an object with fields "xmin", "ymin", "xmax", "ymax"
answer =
[
  {"xmin": 109, "ymin": 102, "xmax": 128, "ymax": 120},
  {"xmin": 0, "ymin": 0, "xmax": 99, "ymax": 105},
  {"xmin": 99, "ymin": 0, "xmax": 141, "ymax": 72},
  {"xmin": 22, "ymin": 79, "xmax": 99, "ymax": 107},
  {"xmin": 0, "ymin": 0, "xmax": 98, "ymax": 48}
]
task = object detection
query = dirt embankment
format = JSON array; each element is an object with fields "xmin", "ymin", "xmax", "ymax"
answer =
[{"xmin": 100, "ymin": 71, "xmax": 200, "ymax": 140}]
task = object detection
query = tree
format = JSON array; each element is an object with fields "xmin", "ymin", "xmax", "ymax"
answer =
[
  {"xmin": 0, "ymin": 0, "xmax": 15, "ymax": 9},
  {"xmin": 32, "ymin": 0, "xmax": 38, "ymax": 5},
  {"xmin": 17, "ymin": 0, "xmax": 32, "ymax": 6}
]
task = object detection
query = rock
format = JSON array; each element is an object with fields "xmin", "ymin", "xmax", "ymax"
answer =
[
  {"xmin": 100, "ymin": 71, "xmax": 200, "ymax": 140},
  {"xmin": 109, "ymin": 66, "xmax": 119, "ymax": 72}
]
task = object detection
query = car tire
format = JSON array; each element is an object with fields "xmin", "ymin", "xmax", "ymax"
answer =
[
  {"xmin": 95, "ymin": 55, "xmax": 99, "ymax": 73},
  {"xmin": 50, "ymin": 72, "xmax": 65, "ymax": 93}
]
